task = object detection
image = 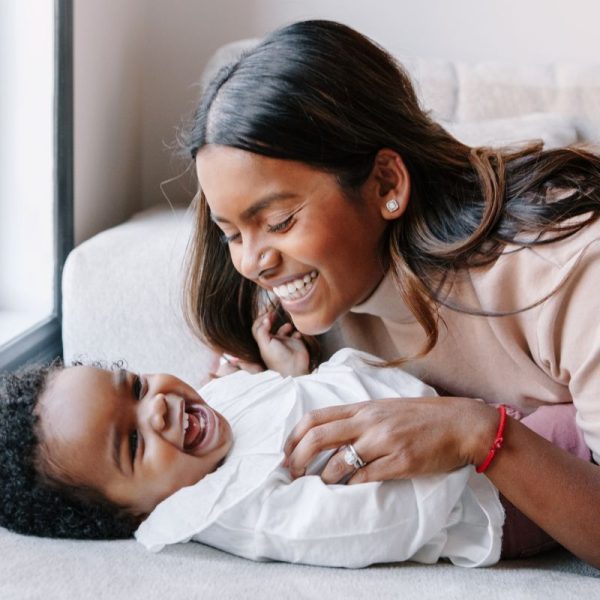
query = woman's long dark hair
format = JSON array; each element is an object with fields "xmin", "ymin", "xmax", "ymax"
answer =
[{"xmin": 184, "ymin": 19, "xmax": 600, "ymax": 364}]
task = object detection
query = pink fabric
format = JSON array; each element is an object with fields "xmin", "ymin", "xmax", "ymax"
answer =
[
  {"xmin": 500, "ymin": 403, "xmax": 590, "ymax": 559},
  {"xmin": 520, "ymin": 403, "xmax": 591, "ymax": 461}
]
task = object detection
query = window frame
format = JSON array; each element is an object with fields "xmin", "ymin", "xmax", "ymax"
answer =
[{"xmin": 0, "ymin": 0, "xmax": 73, "ymax": 371}]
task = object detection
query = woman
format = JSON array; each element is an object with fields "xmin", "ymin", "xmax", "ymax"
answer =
[{"xmin": 184, "ymin": 20, "xmax": 600, "ymax": 566}]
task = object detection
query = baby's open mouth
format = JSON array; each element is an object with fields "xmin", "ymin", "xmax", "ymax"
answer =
[{"xmin": 183, "ymin": 404, "xmax": 208, "ymax": 451}]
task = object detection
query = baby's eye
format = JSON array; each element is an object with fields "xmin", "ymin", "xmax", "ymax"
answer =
[
  {"xmin": 267, "ymin": 215, "xmax": 295, "ymax": 234},
  {"xmin": 129, "ymin": 430, "xmax": 138, "ymax": 463},
  {"xmin": 132, "ymin": 375, "xmax": 144, "ymax": 399}
]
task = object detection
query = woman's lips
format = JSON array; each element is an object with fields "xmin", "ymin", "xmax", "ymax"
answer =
[
  {"xmin": 271, "ymin": 271, "xmax": 318, "ymax": 301},
  {"xmin": 278, "ymin": 273, "xmax": 318, "ymax": 311}
]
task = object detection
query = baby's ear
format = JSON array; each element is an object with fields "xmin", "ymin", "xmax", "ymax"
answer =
[
  {"xmin": 124, "ymin": 505, "xmax": 149, "ymax": 523},
  {"xmin": 131, "ymin": 510, "xmax": 149, "ymax": 525}
]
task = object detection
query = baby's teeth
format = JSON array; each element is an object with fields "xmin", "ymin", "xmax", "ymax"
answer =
[
  {"xmin": 293, "ymin": 279, "xmax": 303, "ymax": 289},
  {"xmin": 303, "ymin": 274, "xmax": 311, "ymax": 283},
  {"xmin": 184, "ymin": 412, "xmax": 190, "ymax": 430},
  {"xmin": 287, "ymin": 282, "xmax": 296, "ymax": 293}
]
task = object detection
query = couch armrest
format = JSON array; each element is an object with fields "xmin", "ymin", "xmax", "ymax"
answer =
[{"xmin": 62, "ymin": 206, "xmax": 217, "ymax": 388}]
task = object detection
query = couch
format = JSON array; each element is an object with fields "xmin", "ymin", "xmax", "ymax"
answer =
[{"xmin": 3, "ymin": 40, "xmax": 600, "ymax": 599}]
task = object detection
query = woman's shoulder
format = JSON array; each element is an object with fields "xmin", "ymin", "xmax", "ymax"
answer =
[
  {"xmin": 468, "ymin": 215, "xmax": 600, "ymax": 312},
  {"xmin": 521, "ymin": 214, "xmax": 600, "ymax": 269}
]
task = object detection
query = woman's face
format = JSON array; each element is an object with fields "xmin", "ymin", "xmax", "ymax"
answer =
[{"xmin": 196, "ymin": 145, "xmax": 391, "ymax": 335}]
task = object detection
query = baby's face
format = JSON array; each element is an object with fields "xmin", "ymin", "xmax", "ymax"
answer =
[{"xmin": 39, "ymin": 366, "xmax": 233, "ymax": 516}]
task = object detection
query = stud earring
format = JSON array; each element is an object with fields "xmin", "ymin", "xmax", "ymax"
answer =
[{"xmin": 385, "ymin": 198, "xmax": 400, "ymax": 212}]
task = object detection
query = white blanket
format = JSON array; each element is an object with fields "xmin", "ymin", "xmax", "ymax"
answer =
[{"xmin": 136, "ymin": 349, "xmax": 503, "ymax": 567}]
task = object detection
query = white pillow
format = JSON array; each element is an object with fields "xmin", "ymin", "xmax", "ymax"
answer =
[{"xmin": 442, "ymin": 113, "xmax": 578, "ymax": 149}]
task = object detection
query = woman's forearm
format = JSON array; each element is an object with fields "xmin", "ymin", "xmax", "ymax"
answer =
[
  {"xmin": 485, "ymin": 417, "xmax": 600, "ymax": 567},
  {"xmin": 283, "ymin": 393, "xmax": 600, "ymax": 565}
]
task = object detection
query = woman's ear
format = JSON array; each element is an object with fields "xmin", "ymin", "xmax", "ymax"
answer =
[{"xmin": 367, "ymin": 149, "xmax": 410, "ymax": 221}]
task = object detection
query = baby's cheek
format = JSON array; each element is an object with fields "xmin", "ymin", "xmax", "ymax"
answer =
[
  {"xmin": 220, "ymin": 417, "xmax": 234, "ymax": 449},
  {"xmin": 174, "ymin": 454, "xmax": 213, "ymax": 487},
  {"xmin": 153, "ymin": 465, "xmax": 194, "ymax": 502}
]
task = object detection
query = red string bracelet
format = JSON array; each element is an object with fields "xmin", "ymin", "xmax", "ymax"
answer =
[{"xmin": 476, "ymin": 404, "xmax": 507, "ymax": 474}]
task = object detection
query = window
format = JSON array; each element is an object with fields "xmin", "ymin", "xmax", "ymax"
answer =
[{"xmin": 0, "ymin": 0, "xmax": 73, "ymax": 371}]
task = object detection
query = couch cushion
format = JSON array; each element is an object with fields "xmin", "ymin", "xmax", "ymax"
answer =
[{"xmin": 443, "ymin": 112, "xmax": 578, "ymax": 148}]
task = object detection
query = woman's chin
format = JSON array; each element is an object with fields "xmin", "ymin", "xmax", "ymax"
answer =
[{"xmin": 290, "ymin": 312, "xmax": 336, "ymax": 336}]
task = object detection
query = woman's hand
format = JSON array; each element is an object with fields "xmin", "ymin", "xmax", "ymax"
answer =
[
  {"xmin": 283, "ymin": 396, "xmax": 498, "ymax": 484},
  {"xmin": 252, "ymin": 310, "xmax": 310, "ymax": 377}
]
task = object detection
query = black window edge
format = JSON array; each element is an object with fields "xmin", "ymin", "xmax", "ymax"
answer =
[{"xmin": 0, "ymin": 0, "xmax": 73, "ymax": 372}]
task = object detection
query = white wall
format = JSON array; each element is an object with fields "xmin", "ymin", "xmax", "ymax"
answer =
[
  {"xmin": 141, "ymin": 0, "xmax": 262, "ymax": 216},
  {"xmin": 75, "ymin": 0, "xmax": 600, "ymax": 242},
  {"xmin": 241, "ymin": 0, "xmax": 600, "ymax": 62},
  {"xmin": 74, "ymin": 0, "xmax": 145, "ymax": 244}
]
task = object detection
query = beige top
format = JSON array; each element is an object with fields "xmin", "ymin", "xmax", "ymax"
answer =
[{"xmin": 322, "ymin": 217, "xmax": 600, "ymax": 458}]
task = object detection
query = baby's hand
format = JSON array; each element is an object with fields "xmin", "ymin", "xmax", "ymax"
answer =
[{"xmin": 252, "ymin": 311, "xmax": 310, "ymax": 377}]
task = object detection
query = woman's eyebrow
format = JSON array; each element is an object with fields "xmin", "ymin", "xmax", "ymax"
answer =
[{"xmin": 210, "ymin": 192, "xmax": 299, "ymax": 224}]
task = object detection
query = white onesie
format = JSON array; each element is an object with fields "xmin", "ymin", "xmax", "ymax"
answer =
[{"xmin": 135, "ymin": 349, "xmax": 504, "ymax": 568}]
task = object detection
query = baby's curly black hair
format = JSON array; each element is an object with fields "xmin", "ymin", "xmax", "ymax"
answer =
[{"xmin": 0, "ymin": 362, "xmax": 140, "ymax": 539}]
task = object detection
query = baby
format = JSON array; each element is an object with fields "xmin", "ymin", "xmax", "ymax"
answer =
[{"xmin": 0, "ymin": 312, "xmax": 505, "ymax": 568}]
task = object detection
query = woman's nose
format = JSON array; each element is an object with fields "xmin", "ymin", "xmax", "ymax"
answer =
[{"xmin": 240, "ymin": 245, "xmax": 278, "ymax": 280}]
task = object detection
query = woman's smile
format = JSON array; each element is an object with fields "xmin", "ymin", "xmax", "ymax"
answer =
[{"xmin": 270, "ymin": 270, "xmax": 318, "ymax": 302}]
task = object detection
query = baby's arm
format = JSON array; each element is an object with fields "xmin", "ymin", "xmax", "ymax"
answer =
[
  {"xmin": 212, "ymin": 311, "xmax": 311, "ymax": 378},
  {"xmin": 252, "ymin": 311, "xmax": 310, "ymax": 377}
]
